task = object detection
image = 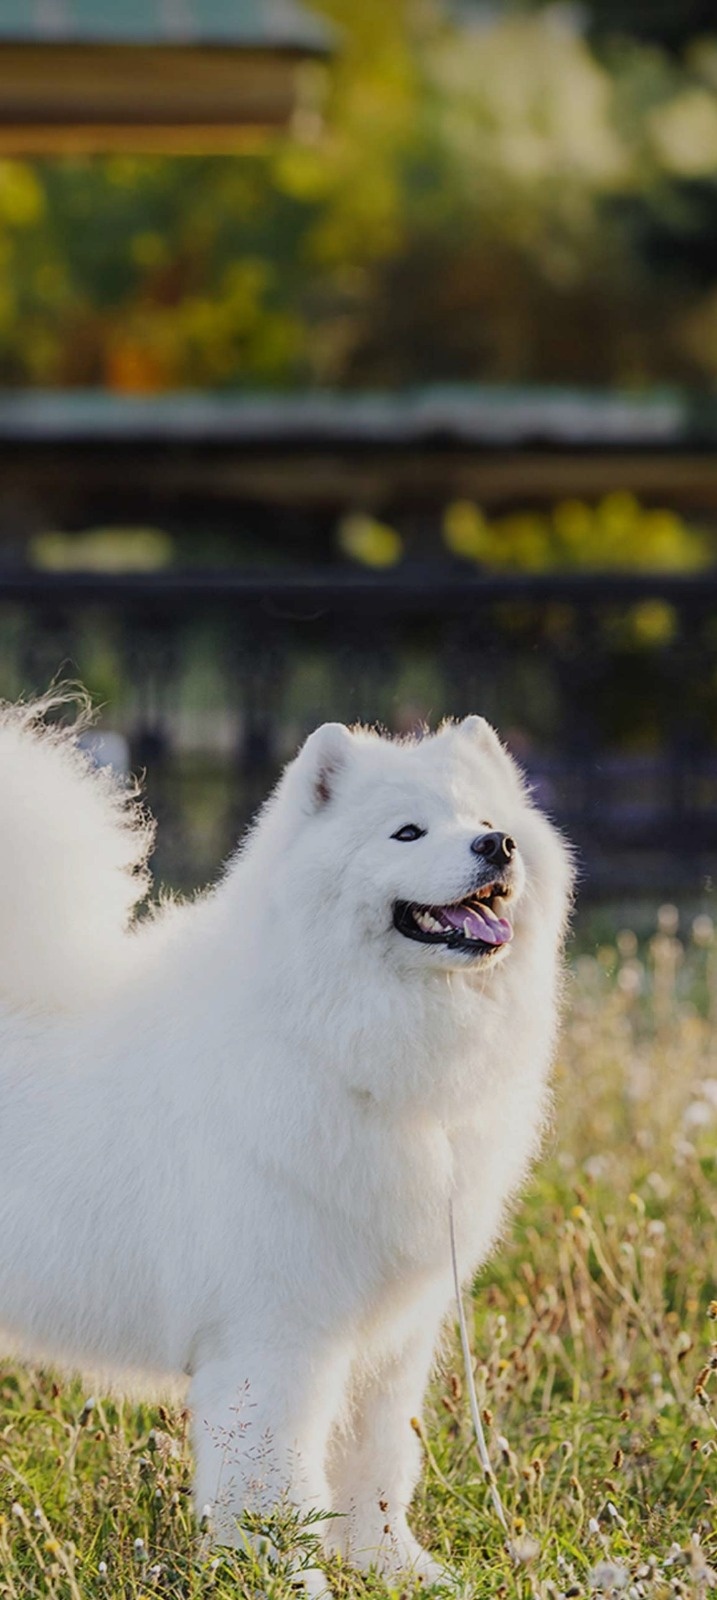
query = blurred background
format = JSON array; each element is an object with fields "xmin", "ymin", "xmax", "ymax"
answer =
[{"xmin": 2, "ymin": 0, "xmax": 717, "ymax": 903}]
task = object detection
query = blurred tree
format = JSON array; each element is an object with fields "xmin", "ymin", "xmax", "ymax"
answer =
[
  {"xmin": 1, "ymin": 1, "xmax": 717, "ymax": 391},
  {"xmin": 480, "ymin": 1, "xmax": 717, "ymax": 52}
]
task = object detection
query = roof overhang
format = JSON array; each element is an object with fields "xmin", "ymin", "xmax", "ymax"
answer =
[{"xmin": 0, "ymin": 4, "xmax": 331, "ymax": 153}]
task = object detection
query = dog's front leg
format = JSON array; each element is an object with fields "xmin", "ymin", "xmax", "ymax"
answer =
[
  {"xmin": 189, "ymin": 1345, "xmax": 347, "ymax": 1595},
  {"xmin": 326, "ymin": 1318, "xmax": 454, "ymax": 1586}
]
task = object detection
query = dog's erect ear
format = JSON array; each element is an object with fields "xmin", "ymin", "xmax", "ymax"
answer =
[
  {"xmin": 458, "ymin": 715, "xmax": 506, "ymax": 759},
  {"xmin": 298, "ymin": 722, "xmax": 354, "ymax": 811},
  {"xmin": 455, "ymin": 715, "xmax": 522, "ymax": 784}
]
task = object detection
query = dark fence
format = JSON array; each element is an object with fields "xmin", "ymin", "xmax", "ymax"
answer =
[{"xmin": 1, "ymin": 565, "xmax": 717, "ymax": 898}]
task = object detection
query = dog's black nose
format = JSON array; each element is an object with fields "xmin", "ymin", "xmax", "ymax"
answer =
[{"xmin": 471, "ymin": 830, "xmax": 515, "ymax": 865}]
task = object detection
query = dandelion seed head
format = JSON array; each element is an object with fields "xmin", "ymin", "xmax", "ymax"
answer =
[
  {"xmin": 510, "ymin": 1533, "xmax": 541, "ymax": 1564},
  {"xmin": 589, "ymin": 1559, "xmax": 629, "ymax": 1591},
  {"xmin": 657, "ymin": 904, "xmax": 679, "ymax": 935},
  {"xmin": 692, "ymin": 914, "xmax": 714, "ymax": 947},
  {"xmin": 618, "ymin": 965, "xmax": 641, "ymax": 996}
]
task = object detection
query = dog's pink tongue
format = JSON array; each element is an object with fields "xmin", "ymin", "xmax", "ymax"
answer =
[{"xmin": 440, "ymin": 903, "xmax": 513, "ymax": 945}]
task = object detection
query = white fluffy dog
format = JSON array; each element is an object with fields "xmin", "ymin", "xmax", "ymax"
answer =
[{"xmin": 0, "ymin": 700, "xmax": 571, "ymax": 1590}]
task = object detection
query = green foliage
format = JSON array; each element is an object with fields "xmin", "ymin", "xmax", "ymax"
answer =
[
  {"xmin": 442, "ymin": 492, "xmax": 712, "ymax": 573},
  {"xmin": 2, "ymin": 4, "xmax": 717, "ymax": 389},
  {"xmin": 0, "ymin": 912, "xmax": 716, "ymax": 1593}
]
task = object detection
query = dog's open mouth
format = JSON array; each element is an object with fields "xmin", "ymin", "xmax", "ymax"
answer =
[{"xmin": 393, "ymin": 881, "xmax": 513, "ymax": 955}]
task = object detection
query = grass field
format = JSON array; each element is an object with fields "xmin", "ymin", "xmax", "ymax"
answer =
[{"xmin": 0, "ymin": 907, "xmax": 715, "ymax": 1598}]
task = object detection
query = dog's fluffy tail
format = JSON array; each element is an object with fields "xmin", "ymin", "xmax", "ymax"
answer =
[{"xmin": 0, "ymin": 694, "xmax": 154, "ymax": 1013}]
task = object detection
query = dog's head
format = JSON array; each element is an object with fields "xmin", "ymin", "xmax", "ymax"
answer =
[{"xmin": 263, "ymin": 717, "xmax": 572, "ymax": 978}]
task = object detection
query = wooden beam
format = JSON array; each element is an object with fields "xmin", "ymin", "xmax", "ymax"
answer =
[
  {"xmin": 0, "ymin": 44, "xmax": 316, "ymax": 149},
  {"xmin": 4, "ymin": 448, "xmax": 717, "ymax": 521}
]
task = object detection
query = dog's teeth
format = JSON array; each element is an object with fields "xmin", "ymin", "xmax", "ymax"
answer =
[
  {"xmin": 426, "ymin": 914, "xmax": 442, "ymax": 932},
  {"xmin": 463, "ymin": 919, "xmax": 473, "ymax": 938}
]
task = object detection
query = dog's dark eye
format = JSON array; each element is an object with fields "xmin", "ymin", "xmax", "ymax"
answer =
[{"xmin": 391, "ymin": 824, "xmax": 426, "ymax": 842}]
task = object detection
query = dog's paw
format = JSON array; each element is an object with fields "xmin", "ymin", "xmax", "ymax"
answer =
[
  {"xmin": 349, "ymin": 1518, "xmax": 457, "ymax": 1591},
  {"xmin": 395, "ymin": 1548, "xmax": 460, "ymax": 1593}
]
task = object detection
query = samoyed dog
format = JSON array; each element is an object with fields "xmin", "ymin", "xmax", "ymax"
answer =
[{"xmin": 0, "ymin": 700, "xmax": 571, "ymax": 1591}]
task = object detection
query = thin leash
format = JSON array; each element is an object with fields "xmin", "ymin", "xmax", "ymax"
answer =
[{"xmin": 448, "ymin": 1198, "xmax": 509, "ymax": 1538}]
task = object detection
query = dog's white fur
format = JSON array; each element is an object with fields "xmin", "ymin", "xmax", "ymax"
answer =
[{"xmin": 0, "ymin": 701, "xmax": 571, "ymax": 1589}]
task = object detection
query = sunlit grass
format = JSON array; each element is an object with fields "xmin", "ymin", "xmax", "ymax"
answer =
[{"xmin": 0, "ymin": 907, "xmax": 715, "ymax": 1596}]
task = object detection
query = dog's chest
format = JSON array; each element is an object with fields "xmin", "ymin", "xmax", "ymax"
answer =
[{"xmin": 351, "ymin": 1102, "xmax": 511, "ymax": 1284}]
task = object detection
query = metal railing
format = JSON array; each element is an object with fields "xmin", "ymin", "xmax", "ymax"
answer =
[{"xmin": 1, "ymin": 565, "xmax": 716, "ymax": 897}]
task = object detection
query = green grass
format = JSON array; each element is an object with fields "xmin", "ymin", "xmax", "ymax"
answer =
[{"xmin": 1, "ymin": 907, "xmax": 716, "ymax": 1597}]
